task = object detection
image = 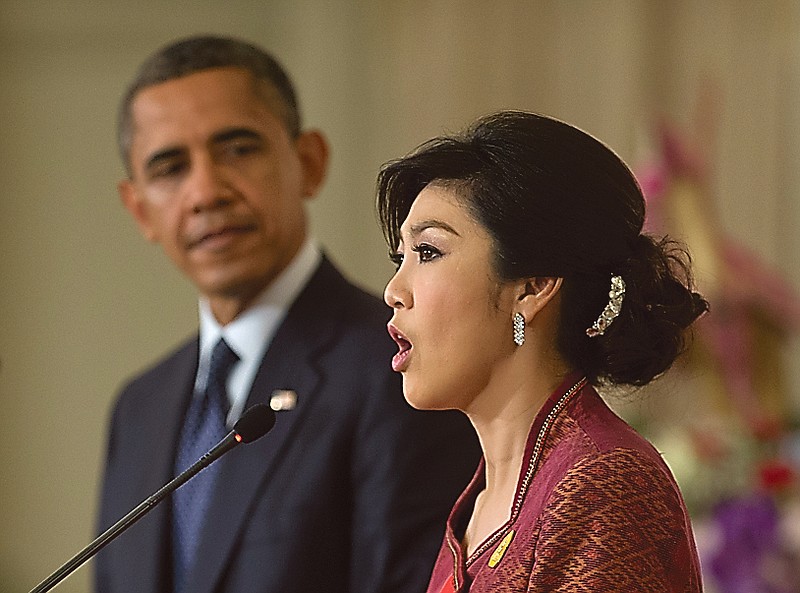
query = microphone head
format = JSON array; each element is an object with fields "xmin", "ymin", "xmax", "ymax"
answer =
[{"xmin": 233, "ymin": 404, "xmax": 276, "ymax": 443}]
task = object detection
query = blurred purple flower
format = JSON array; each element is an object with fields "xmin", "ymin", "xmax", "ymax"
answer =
[{"xmin": 708, "ymin": 494, "xmax": 796, "ymax": 593}]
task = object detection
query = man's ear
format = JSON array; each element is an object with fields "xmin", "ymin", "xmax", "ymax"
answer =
[
  {"xmin": 119, "ymin": 179, "xmax": 158, "ymax": 242},
  {"xmin": 295, "ymin": 129, "xmax": 329, "ymax": 199},
  {"xmin": 516, "ymin": 277, "xmax": 563, "ymax": 321}
]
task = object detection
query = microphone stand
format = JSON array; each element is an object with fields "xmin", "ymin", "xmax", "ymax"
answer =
[{"xmin": 28, "ymin": 433, "xmax": 239, "ymax": 593}]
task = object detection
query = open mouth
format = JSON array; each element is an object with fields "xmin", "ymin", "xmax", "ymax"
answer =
[{"xmin": 387, "ymin": 324, "xmax": 412, "ymax": 372}]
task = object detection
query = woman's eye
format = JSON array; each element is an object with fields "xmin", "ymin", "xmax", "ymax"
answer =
[
  {"xmin": 389, "ymin": 251, "xmax": 404, "ymax": 270},
  {"xmin": 412, "ymin": 243, "xmax": 442, "ymax": 263}
]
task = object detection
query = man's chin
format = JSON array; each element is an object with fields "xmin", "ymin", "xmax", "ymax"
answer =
[{"xmin": 197, "ymin": 274, "xmax": 269, "ymax": 304}]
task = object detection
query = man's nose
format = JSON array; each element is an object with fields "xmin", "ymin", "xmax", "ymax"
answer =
[{"xmin": 185, "ymin": 157, "xmax": 234, "ymax": 213}]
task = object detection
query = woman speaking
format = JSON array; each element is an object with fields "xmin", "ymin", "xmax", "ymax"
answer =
[{"xmin": 378, "ymin": 111, "xmax": 707, "ymax": 593}]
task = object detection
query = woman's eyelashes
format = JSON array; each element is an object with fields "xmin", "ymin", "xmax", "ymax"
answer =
[
  {"xmin": 411, "ymin": 242, "xmax": 443, "ymax": 263},
  {"xmin": 389, "ymin": 251, "xmax": 404, "ymax": 270},
  {"xmin": 389, "ymin": 242, "xmax": 444, "ymax": 270}
]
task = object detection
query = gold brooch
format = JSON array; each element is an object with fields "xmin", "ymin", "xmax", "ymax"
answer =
[{"xmin": 488, "ymin": 530, "xmax": 515, "ymax": 568}]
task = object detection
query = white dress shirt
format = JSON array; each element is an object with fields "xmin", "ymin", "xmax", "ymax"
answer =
[{"xmin": 195, "ymin": 237, "xmax": 322, "ymax": 427}]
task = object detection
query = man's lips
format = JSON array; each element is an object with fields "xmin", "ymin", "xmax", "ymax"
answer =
[
  {"xmin": 387, "ymin": 324, "xmax": 412, "ymax": 372},
  {"xmin": 186, "ymin": 223, "xmax": 257, "ymax": 249}
]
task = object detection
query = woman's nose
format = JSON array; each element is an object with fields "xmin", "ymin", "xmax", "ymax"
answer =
[{"xmin": 384, "ymin": 267, "xmax": 410, "ymax": 310}]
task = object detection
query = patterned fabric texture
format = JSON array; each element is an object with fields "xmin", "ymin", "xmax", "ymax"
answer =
[{"xmin": 427, "ymin": 372, "xmax": 703, "ymax": 593}]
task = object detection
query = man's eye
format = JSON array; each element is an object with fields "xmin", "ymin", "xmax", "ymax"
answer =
[
  {"xmin": 149, "ymin": 160, "xmax": 186, "ymax": 179},
  {"xmin": 224, "ymin": 141, "xmax": 261, "ymax": 158}
]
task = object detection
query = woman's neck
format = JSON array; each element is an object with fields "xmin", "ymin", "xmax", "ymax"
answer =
[{"xmin": 461, "ymin": 360, "xmax": 571, "ymax": 556}]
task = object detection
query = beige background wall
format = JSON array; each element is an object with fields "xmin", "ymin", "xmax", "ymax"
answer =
[{"xmin": 1, "ymin": 1, "xmax": 799, "ymax": 591}]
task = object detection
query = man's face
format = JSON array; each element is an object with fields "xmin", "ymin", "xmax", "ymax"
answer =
[{"xmin": 120, "ymin": 67, "xmax": 327, "ymax": 321}]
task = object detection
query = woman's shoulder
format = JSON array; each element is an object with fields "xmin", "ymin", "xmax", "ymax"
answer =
[
  {"xmin": 528, "ymin": 446, "xmax": 701, "ymax": 592},
  {"xmin": 526, "ymin": 387, "xmax": 685, "ymax": 527},
  {"xmin": 556, "ymin": 446, "xmax": 683, "ymax": 506},
  {"xmin": 561, "ymin": 386, "xmax": 665, "ymax": 462}
]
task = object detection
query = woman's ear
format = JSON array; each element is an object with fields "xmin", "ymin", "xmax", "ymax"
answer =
[{"xmin": 516, "ymin": 277, "xmax": 562, "ymax": 321}]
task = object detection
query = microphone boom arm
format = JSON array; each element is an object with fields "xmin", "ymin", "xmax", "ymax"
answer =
[
  {"xmin": 29, "ymin": 432, "xmax": 239, "ymax": 593},
  {"xmin": 28, "ymin": 402, "xmax": 274, "ymax": 593}
]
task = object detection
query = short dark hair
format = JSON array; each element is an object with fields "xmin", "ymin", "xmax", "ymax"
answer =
[
  {"xmin": 118, "ymin": 35, "xmax": 301, "ymax": 174},
  {"xmin": 377, "ymin": 110, "xmax": 709, "ymax": 387}
]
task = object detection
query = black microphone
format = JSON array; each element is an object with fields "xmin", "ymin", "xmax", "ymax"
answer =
[{"xmin": 29, "ymin": 404, "xmax": 276, "ymax": 593}]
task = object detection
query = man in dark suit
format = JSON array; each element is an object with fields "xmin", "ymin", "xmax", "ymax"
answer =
[{"xmin": 96, "ymin": 35, "xmax": 479, "ymax": 593}]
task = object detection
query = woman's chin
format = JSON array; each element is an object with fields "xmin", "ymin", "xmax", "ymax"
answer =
[
  {"xmin": 402, "ymin": 382, "xmax": 432, "ymax": 410},
  {"xmin": 402, "ymin": 381, "xmax": 454, "ymax": 411}
]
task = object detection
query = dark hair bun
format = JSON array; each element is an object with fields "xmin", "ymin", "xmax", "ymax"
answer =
[{"xmin": 581, "ymin": 235, "xmax": 709, "ymax": 386}]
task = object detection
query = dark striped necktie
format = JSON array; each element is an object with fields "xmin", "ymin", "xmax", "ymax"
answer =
[{"xmin": 172, "ymin": 338, "xmax": 239, "ymax": 592}]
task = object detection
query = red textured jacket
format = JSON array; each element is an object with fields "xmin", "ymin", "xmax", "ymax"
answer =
[{"xmin": 426, "ymin": 372, "xmax": 703, "ymax": 593}]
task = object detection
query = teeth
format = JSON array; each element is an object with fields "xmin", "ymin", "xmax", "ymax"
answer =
[{"xmin": 388, "ymin": 325, "xmax": 412, "ymax": 353}]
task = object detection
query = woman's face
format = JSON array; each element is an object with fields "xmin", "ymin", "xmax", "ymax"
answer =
[{"xmin": 384, "ymin": 184, "xmax": 518, "ymax": 411}]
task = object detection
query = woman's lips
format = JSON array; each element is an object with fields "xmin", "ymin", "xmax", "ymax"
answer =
[{"xmin": 387, "ymin": 324, "xmax": 412, "ymax": 372}]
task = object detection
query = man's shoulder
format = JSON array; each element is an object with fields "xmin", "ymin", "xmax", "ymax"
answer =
[
  {"xmin": 310, "ymin": 257, "xmax": 386, "ymax": 308},
  {"xmin": 119, "ymin": 336, "xmax": 197, "ymax": 395},
  {"xmin": 299, "ymin": 257, "xmax": 392, "ymax": 334}
]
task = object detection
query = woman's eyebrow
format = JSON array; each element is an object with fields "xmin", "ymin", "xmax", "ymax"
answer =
[{"xmin": 407, "ymin": 219, "xmax": 461, "ymax": 239}]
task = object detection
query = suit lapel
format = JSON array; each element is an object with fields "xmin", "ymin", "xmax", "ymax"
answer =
[{"xmin": 186, "ymin": 259, "xmax": 346, "ymax": 593}]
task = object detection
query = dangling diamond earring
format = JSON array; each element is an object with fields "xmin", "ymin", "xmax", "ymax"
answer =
[{"xmin": 513, "ymin": 312, "xmax": 525, "ymax": 346}]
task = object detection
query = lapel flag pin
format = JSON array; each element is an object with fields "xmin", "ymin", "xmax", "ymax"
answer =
[{"xmin": 270, "ymin": 389, "xmax": 298, "ymax": 411}]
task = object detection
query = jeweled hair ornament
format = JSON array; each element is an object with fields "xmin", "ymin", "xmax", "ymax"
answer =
[{"xmin": 585, "ymin": 275, "xmax": 625, "ymax": 337}]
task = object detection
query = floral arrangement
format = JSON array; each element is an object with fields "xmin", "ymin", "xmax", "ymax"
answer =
[{"xmin": 627, "ymin": 119, "xmax": 800, "ymax": 592}]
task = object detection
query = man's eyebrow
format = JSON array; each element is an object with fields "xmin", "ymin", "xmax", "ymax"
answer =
[
  {"xmin": 211, "ymin": 127, "xmax": 264, "ymax": 145},
  {"xmin": 143, "ymin": 128, "xmax": 266, "ymax": 172},
  {"xmin": 407, "ymin": 219, "xmax": 461, "ymax": 239}
]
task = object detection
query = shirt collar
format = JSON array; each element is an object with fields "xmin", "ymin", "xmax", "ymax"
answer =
[
  {"xmin": 196, "ymin": 237, "xmax": 321, "ymax": 404},
  {"xmin": 199, "ymin": 238, "xmax": 321, "ymax": 339}
]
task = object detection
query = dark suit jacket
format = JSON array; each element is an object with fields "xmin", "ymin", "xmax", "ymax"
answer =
[{"xmin": 95, "ymin": 257, "xmax": 479, "ymax": 593}]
